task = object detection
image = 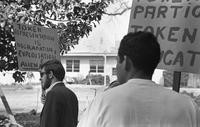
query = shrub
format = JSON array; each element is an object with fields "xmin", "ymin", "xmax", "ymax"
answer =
[
  {"xmin": 89, "ymin": 74, "xmax": 110, "ymax": 85},
  {"xmin": 66, "ymin": 74, "xmax": 110, "ymax": 85},
  {"xmin": 23, "ymin": 84, "xmax": 34, "ymax": 90}
]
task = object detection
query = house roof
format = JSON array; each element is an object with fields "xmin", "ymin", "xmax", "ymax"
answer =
[{"xmin": 61, "ymin": 52, "xmax": 117, "ymax": 57}]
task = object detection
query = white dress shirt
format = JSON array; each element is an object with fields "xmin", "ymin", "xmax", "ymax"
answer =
[{"xmin": 78, "ymin": 79, "xmax": 200, "ymax": 127}]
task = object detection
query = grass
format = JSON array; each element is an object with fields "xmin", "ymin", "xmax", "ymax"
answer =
[
  {"xmin": 0, "ymin": 84, "xmax": 105, "ymax": 115},
  {"xmin": 1, "ymin": 84, "xmax": 200, "ymax": 127},
  {"xmin": 0, "ymin": 84, "xmax": 105, "ymax": 127}
]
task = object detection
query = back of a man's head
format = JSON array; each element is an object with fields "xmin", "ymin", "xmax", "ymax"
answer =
[
  {"xmin": 40, "ymin": 59, "xmax": 65, "ymax": 81},
  {"xmin": 118, "ymin": 31, "xmax": 161, "ymax": 76}
]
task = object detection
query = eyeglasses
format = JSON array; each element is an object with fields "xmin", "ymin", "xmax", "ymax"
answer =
[{"xmin": 40, "ymin": 72, "xmax": 47, "ymax": 77}]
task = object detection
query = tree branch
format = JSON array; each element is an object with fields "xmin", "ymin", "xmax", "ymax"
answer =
[{"xmin": 103, "ymin": 6, "xmax": 131, "ymax": 16}]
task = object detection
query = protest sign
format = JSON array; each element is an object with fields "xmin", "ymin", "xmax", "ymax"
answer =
[
  {"xmin": 13, "ymin": 23, "xmax": 60, "ymax": 71},
  {"xmin": 128, "ymin": 0, "xmax": 200, "ymax": 74}
]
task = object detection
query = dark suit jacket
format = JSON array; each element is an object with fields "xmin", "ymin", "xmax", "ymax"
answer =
[{"xmin": 40, "ymin": 83, "xmax": 78, "ymax": 127}]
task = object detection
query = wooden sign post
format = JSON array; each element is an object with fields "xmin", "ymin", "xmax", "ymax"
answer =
[
  {"xmin": 0, "ymin": 86, "xmax": 23, "ymax": 126},
  {"xmin": 0, "ymin": 87, "xmax": 13, "ymax": 115},
  {"xmin": 172, "ymin": 71, "xmax": 181, "ymax": 92}
]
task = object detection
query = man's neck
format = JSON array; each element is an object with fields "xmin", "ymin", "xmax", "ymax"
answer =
[
  {"xmin": 45, "ymin": 80, "xmax": 63, "ymax": 95},
  {"xmin": 130, "ymin": 72, "xmax": 152, "ymax": 80},
  {"xmin": 50, "ymin": 78, "xmax": 59, "ymax": 85}
]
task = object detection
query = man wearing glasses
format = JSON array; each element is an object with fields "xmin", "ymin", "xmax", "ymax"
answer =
[{"xmin": 39, "ymin": 59, "xmax": 78, "ymax": 127}]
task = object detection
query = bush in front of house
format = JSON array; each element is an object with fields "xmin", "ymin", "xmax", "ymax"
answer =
[
  {"xmin": 72, "ymin": 74, "xmax": 110, "ymax": 85},
  {"xmin": 89, "ymin": 74, "xmax": 110, "ymax": 85}
]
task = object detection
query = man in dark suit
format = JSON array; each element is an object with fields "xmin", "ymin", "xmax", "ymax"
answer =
[{"xmin": 39, "ymin": 59, "xmax": 78, "ymax": 127}]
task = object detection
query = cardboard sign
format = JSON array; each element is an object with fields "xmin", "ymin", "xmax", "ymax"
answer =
[
  {"xmin": 128, "ymin": 0, "xmax": 200, "ymax": 74},
  {"xmin": 13, "ymin": 23, "xmax": 60, "ymax": 71}
]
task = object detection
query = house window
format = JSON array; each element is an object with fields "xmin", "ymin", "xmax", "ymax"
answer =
[
  {"xmin": 112, "ymin": 68, "xmax": 117, "ymax": 75},
  {"xmin": 73, "ymin": 60, "xmax": 80, "ymax": 72},
  {"xmin": 90, "ymin": 60, "xmax": 104, "ymax": 73},
  {"xmin": 66, "ymin": 60, "xmax": 72, "ymax": 72},
  {"xmin": 66, "ymin": 60, "xmax": 80, "ymax": 72}
]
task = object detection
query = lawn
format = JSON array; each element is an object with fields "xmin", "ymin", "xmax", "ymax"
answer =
[
  {"xmin": 0, "ymin": 84, "xmax": 200, "ymax": 127},
  {"xmin": 0, "ymin": 84, "xmax": 105, "ymax": 127}
]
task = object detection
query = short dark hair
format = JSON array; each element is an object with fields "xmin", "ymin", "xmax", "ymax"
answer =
[
  {"xmin": 118, "ymin": 31, "xmax": 161, "ymax": 76},
  {"xmin": 40, "ymin": 59, "xmax": 65, "ymax": 81}
]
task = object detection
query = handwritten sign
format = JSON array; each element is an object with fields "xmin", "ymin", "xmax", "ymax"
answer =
[
  {"xmin": 128, "ymin": 0, "xmax": 200, "ymax": 74},
  {"xmin": 13, "ymin": 23, "xmax": 60, "ymax": 71}
]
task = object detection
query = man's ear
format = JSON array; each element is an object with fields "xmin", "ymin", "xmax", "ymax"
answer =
[
  {"xmin": 125, "ymin": 56, "xmax": 133, "ymax": 71},
  {"xmin": 48, "ymin": 71, "xmax": 54, "ymax": 79}
]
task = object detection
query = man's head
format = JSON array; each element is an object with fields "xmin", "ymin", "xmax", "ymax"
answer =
[
  {"xmin": 39, "ymin": 59, "xmax": 65, "ymax": 90},
  {"xmin": 117, "ymin": 31, "xmax": 161, "ymax": 84}
]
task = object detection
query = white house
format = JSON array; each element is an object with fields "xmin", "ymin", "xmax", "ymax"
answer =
[{"xmin": 61, "ymin": 52, "xmax": 118, "ymax": 85}]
